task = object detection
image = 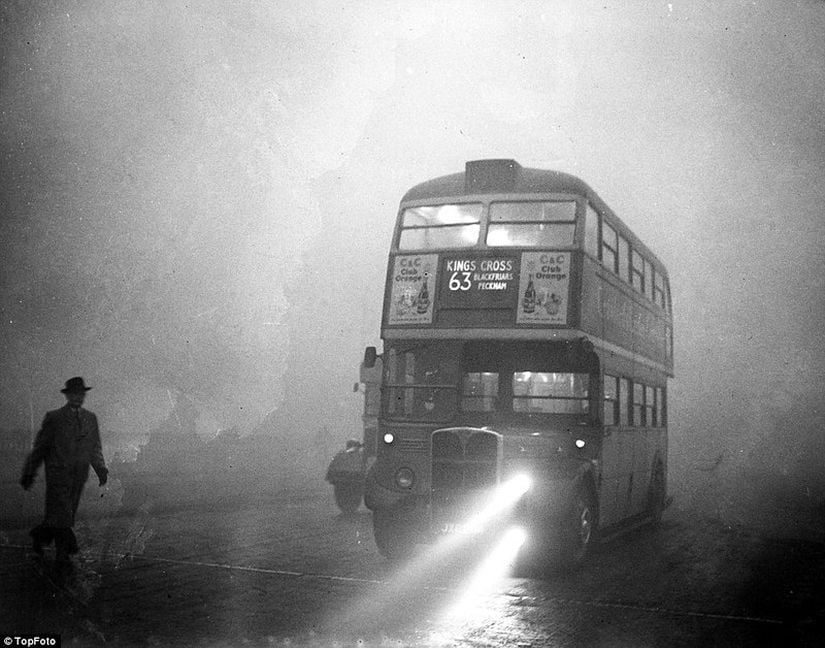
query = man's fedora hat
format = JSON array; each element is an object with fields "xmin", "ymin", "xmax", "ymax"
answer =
[{"xmin": 61, "ymin": 377, "xmax": 92, "ymax": 393}]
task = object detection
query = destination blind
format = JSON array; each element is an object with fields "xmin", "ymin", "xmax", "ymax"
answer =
[{"xmin": 386, "ymin": 252, "xmax": 571, "ymax": 326}]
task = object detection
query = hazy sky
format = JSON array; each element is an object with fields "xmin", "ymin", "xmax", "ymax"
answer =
[{"xmin": 1, "ymin": 1, "xmax": 823, "ymax": 481}]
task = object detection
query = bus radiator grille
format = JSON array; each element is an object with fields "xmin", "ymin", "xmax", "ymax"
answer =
[{"xmin": 430, "ymin": 429, "xmax": 500, "ymax": 528}]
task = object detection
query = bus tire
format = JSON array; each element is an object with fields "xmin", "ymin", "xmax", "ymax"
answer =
[
  {"xmin": 333, "ymin": 482, "xmax": 363, "ymax": 514},
  {"xmin": 559, "ymin": 488, "xmax": 598, "ymax": 568},
  {"xmin": 372, "ymin": 510, "xmax": 414, "ymax": 560},
  {"xmin": 647, "ymin": 462, "xmax": 666, "ymax": 525}
]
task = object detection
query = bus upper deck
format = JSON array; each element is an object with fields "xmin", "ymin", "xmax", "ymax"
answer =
[{"xmin": 382, "ymin": 159, "xmax": 673, "ymax": 377}]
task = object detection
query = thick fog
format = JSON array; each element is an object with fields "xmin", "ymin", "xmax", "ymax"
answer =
[{"xmin": 1, "ymin": 1, "xmax": 823, "ymax": 518}]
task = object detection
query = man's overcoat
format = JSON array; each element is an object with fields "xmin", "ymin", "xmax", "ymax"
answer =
[{"xmin": 22, "ymin": 405, "xmax": 107, "ymax": 527}]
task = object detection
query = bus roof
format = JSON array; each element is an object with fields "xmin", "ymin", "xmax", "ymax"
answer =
[
  {"xmin": 401, "ymin": 160, "xmax": 592, "ymax": 202},
  {"xmin": 399, "ymin": 159, "xmax": 669, "ymax": 276}
]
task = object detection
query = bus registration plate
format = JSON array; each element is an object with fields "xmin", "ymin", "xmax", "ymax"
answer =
[{"xmin": 438, "ymin": 521, "xmax": 482, "ymax": 536}]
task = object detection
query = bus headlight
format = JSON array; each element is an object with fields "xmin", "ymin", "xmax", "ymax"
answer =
[
  {"xmin": 504, "ymin": 473, "xmax": 532, "ymax": 499},
  {"xmin": 395, "ymin": 467, "xmax": 415, "ymax": 489},
  {"xmin": 383, "ymin": 432, "xmax": 395, "ymax": 445}
]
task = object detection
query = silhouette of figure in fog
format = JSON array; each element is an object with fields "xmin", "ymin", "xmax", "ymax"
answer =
[{"xmin": 20, "ymin": 377, "xmax": 108, "ymax": 567}]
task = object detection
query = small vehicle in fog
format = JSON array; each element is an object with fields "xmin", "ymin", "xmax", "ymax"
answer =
[
  {"xmin": 324, "ymin": 358, "xmax": 382, "ymax": 514},
  {"xmin": 325, "ymin": 439, "xmax": 366, "ymax": 513},
  {"xmin": 362, "ymin": 160, "xmax": 674, "ymax": 568}
]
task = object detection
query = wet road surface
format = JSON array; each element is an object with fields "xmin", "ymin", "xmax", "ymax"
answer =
[{"xmin": 1, "ymin": 478, "xmax": 823, "ymax": 647}]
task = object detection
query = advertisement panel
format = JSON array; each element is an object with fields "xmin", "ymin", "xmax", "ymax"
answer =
[
  {"xmin": 516, "ymin": 252, "xmax": 571, "ymax": 325},
  {"xmin": 387, "ymin": 254, "xmax": 438, "ymax": 325}
]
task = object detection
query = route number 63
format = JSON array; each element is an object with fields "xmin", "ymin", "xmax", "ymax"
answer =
[{"xmin": 449, "ymin": 272, "xmax": 472, "ymax": 291}]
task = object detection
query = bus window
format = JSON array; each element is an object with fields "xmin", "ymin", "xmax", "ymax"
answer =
[
  {"xmin": 631, "ymin": 249, "xmax": 645, "ymax": 293},
  {"xmin": 653, "ymin": 387, "xmax": 663, "ymax": 426},
  {"xmin": 618, "ymin": 236, "xmax": 629, "ymax": 282},
  {"xmin": 633, "ymin": 382, "xmax": 645, "ymax": 426},
  {"xmin": 404, "ymin": 350, "xmax": 415, "ymax": 414},
  {"xmin": 384, "ymin": 343, "xmax": 459, "ymax": 420},
  {"xmin": 487, "ymin": 201, "xmax": 576, "ymax": 247},
  {"xmin": 584, "ymin": 204, "xmax": 599, "ymax": 258},
  {"xmin": 601, "ymin": 221, "xmax": 617, "ymax": 273},
  {"xmin": 619, "ymin": 378, "xmax": 630, "ymax": 425},
  {"xmin": 399, "ymin": 204, "xmax": 482, "ymax": 250},
  {"xmin": 659, "ymin": 387, "xmax": 667, "ymax": 426},
  {"xmin": 654, "ymin": 272, "xmax": 666, "ymax": 309},
  {"xmin": 512, "ymin": 372, "xmax": 589, "ymax": 414},
  {"xmin": 386, "ymin": 347, "xmax": 400, "ymax": 416},
  {"xmin": 645, "ymin": 386, "xmax": 655, "ymax": 426},
  {"xmin": 461, "ymin": 372, "xmax": 499, "ymax": 412},
  {"xmin": 645, "ymin": 260, "xmax": 655, "ymax": 302},
  {"xmin": 603, "ymin": 374, "xmax": 619, "ymax": 425}
]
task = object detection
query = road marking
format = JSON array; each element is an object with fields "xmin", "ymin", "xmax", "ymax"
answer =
[
  {"xmin": 131, "ymin": 552, "xmax": 786, "ymax": 627},
  {"xmin": 131, "ymin": 553, "xmax": 386, "ymax": 585},
  {"xmin": 507, "ymin": 593, "xmax": 785, "ymax": 626},
  {"xmin": 4, "ymin": 544, "xmax": 786, "ymax": 627}
]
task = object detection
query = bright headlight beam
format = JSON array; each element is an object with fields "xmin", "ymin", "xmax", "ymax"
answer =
[
  {"xmin": 441, "ymin": 525, "xmax": 527, "ymax": 625},
  {"xmin": 335, "ymin": 478, "xmax": 532, "ymax": 640},
  {"xmin": 458, "ymin": 473, "xmax": 532, "ymax": 535}
]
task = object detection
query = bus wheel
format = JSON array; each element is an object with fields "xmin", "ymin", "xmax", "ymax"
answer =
[
  {"xmin": 647, "ymin": 463, "xmax": 666, "ymax": 525},
  {"xmin": 372, "ymin": 510, "xmax": 414, "ymax": 560},
  {"xmin": 333, "ymin": 482, "xmax": 363, "ymax": 514},
  {"xmin": 560, "ymin": 489, "xmax": 597, "ymax": 568}
]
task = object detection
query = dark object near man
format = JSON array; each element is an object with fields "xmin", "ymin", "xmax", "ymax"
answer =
[{"xmin": 325, "ymin": 439, "xmax": 365, "ymax": 513}]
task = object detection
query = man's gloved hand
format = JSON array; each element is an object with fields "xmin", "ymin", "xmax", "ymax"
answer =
[
  {"xmin": 98, "ymin": 467, "xmax": 108, "ymax": 487},
  {"xmin": 20, "ymin": 473, "xmax": 34, "ymax": 490}
]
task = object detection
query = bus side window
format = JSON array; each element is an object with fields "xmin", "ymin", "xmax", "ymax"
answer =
[
  {"xmin": 645, "ymin": 260, "xmax": 655, "ymax": 302},
  {"xmin": 602, "ymin": 221, "xmax": 618, "ymax": 273},
  {"xmin": 618, "ymin": 236, "xmax": 629, "ymax": 282},
  {"xmin": 585, "ymin": 204, "xmax": 599, "ymax": 259},
  {"xmin": 654, "ymin": 272, "xmax": 666, "ymax": 309},
  {"xmin": 660, "ymin": 387, "xmax": 668, "ymax": 426},
  {"xmin": 603, "ymin": 374, "xmax": 619, "ymax": 425},
  {"xmin": 645, "ymin": 386, "xmax": 655, "ymax": 426},
  {"xmin": 619, "ymin": 377, "xmax": 630, "ymax": 426},
  {"xmin": 654, "ymin": 387, "xmax": 663, "ymax": 426},
  {"xmin": 633, "ymin": 382, "xmax": 645, "ymax": 426},
  {"xmin": 631, "ymin": 249, "xmax": 645, "ymax": 294}
]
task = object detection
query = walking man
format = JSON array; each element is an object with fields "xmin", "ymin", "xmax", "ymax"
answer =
[{"xmin": 20, "ymin": 377, "xmax": 108, "ymax": 566}]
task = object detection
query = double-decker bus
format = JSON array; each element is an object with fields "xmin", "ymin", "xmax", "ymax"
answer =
[{"xmin": 362, "ymin": 159, "xmax": 673, "ymax": 566}]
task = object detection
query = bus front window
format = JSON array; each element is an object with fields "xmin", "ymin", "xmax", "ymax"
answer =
[
  {"xmin": 384, "ymin": 342, "xmax": 459, "ymax": 421},
  {"xmin": 487, "ymin": 201, "xmax": 576, "ymax": 247},
  {"xmin": 461, "ymin": 372, "xmax": 499, "ymax": 412},
  {"xmin": 512, "ymin": 371, "xmax": 589, "ymax": 414},
  {"xmin": 398, "ymin": 204, "xmax": 482, "ymax": 250}
]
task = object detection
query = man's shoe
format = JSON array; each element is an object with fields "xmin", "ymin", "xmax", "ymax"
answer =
[{"xmin": 55, "ymin": 555, "xmax": 75, "ymax": 583}]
